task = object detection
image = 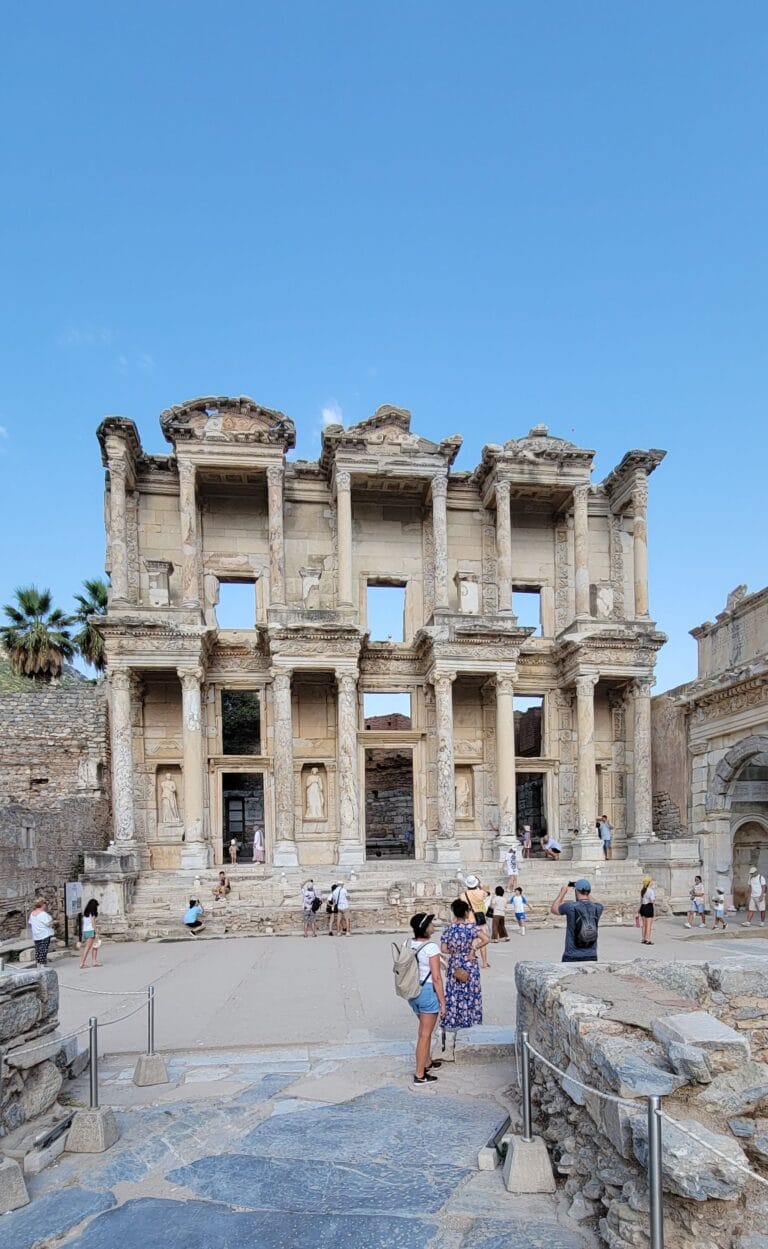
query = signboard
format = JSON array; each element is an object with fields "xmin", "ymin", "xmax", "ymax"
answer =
[{"xmin": 65, "ymin": 881, "xmax": 83, "ymax": 917}]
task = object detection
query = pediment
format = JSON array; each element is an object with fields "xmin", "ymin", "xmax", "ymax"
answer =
[
  {"xmin": 321, "ymin": 405, "xmax": 461, "ymax": 471},
  {"xmin": 160, "ymin": 396, "xmax": 296, "ymax": 450}
]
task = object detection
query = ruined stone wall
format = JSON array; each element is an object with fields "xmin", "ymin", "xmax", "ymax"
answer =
[
  {"xmin": 517, "ymin": 958, "xmax": 768, "ymax": 1249},
  {"xmin": 0, "ymin": 687, "xmax": 110, "ymax": 931},
  {"xmin": 364, "ymin": 750, "xmax": 413, "ymax": 847},
  {"xmin": 651, "ymin": 692, "xmax": 688, "ymax": 836},
  {"xmin": 0, "ymin": 968, "xmax": 62, "ymax": 1138}
]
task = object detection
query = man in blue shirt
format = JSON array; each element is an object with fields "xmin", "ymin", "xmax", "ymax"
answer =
[
  {"xmin": 550, "ymin": 879, "xmax": 603, "ymax": 962},
  {"xmin": 183, "ymin": 898, "xmax": 205, "ymax": 935}
]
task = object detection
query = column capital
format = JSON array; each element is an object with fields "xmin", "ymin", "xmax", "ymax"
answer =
[
  {"xmin": 573, "ymin": 482, "xmax": 590, "ymax": 505},
  {"xmin": 430, "ymin": 670, "xmax": 457, "ymax": 689},
  {"xmin": 575, "ymin": 672, "xmax": 599, "ymax": 696},
  {"xmin": 431, "ymin": 473, "xmax": 448, "ymax": 498},
  {"xmin": 267, "ymin": 464, "xmax": 284, "ymax": 487},
  {"xmin": 632, "ymin": 674, "xmax": 655, "ymax": 697},
  {"xmin": 334, "ymin": 668, "xmax": 358, "ymax": 685},
  {"xmin": 335, "ymin": 469, "xmax": 352, "ymax": 493},
  {"xmin": 271, "ymin": 667, "xmax": 293, "ymax": 687},
  {"xmin": 496, "ymin": 674, "xmax": 515, "ymax": 697},
  {"xmin": 177, "ymin": 666, "xmax": 204, "ymax": 691},
  {"xmin": 495, "ymin": 476, "xmax": 511, "ymax": 504},
  {"xmin": 631, "ymin": 476, "xmax": 648, "ymax": 511},
  {"xmin": 177, "ymin": 458, "xmax": 196, "ymax": 485}
]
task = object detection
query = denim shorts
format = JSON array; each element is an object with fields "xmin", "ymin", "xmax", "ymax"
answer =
[
  {"xmin": 409, "ymin": 982, "xmax": 440, "ymax": 1016},
  {"xmin": 692, "ymin": 899, "xmax": 705, "ymax": 913}
]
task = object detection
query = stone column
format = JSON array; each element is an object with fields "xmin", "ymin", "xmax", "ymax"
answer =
[
  {"xmin": 272, "ymin": 669, "xmax": 298, "ymax": 866},
  {"xmin": 109, "ymin": 670, "xmax": 136, "ymax": 843},
  {"xmin": 107, "ymin": 453, "xmax": 129, "ymax": 603},
  {"xmin": 178, "ymin": 667, "xmax": 210, "ymax": 869},
  {"xmin": 431, "ymin": 474, "xmax": 449, "ymax": 611},
  {"xmin": 267, "ymin": 465, "xmax": 286, "ymax": 607},
  {"xmin": 631, "ymin": 476, "xmax": 649, "ymax": 617},
  {"xmin": 335, "ymin": 470, "xmax": 353, "ymax": 608},
  {"xmin": 573, "ymin": 484, "xmax": 591, "ymax": 618},
  {"xmin": 495, "ymin": 478, "xmax": 513, "ymax": 614},
  {"xmin": 432, "ymin": 671, "xmax": 460, "ymax": 864},
  {"xmin": 178, "ymin": 460, "xmax": 201, "ymax": 610},
  {"xmin": 336, "ymin": 671, "xmax": 364, "ymax": 865},
  {"xmin": 632, "ymin": 676, "xmax": 654, "ymax": 839},
  {"xmin": 496, "ymin": 674, "xmax": 516, "ymax": 841},
  {"xmin": 575, "ymin": 674, "xmax": 599, "ymax": 835}
]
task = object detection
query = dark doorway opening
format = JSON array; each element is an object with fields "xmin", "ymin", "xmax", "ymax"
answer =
[
  {"xmin": 517, "ymin": 771, "xmax": 546, "ymax": 846},
  {"xmin": 365, "ymin": 748, "xmax": 415, "ymax": 859},
  {"xmin": 222, "ymin": 772, "xmax": 265, "ymax": 864}
]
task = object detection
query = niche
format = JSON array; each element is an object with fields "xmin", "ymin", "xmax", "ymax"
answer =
[
  {"xmin": 454, "ymin": 766, "xmax": 475, "ymax": 821},
  {"xmin": 156, "ymin": 765, "xmax": 183, "ymax": 838}
]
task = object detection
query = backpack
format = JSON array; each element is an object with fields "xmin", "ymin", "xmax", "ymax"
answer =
[
  {"xmin": 573, "ymin": 903, "xmax": 599, "ymax": 949},
  {"xmin": 392, "ymin": 938, "xmax": 429, "ymax": 1000},
  {"xmin": 310, "ymin": 896, "xmax": 321, "ymax": 913}
]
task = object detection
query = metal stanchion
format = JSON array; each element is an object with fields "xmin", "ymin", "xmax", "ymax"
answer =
[
  {"xmin": 88, "ymin": 1016, "xmax": 99, "ymax": 1110},
  {"xmin": 147, "ymin": 985, "xmax": 155, "ymax": 1055},
  {"xmin": 647, "ymin": 1094, "xmax": 664, "ymax": 1249},
  {"xmin": 133, "ymin": 984, "xmax": 168, "ymax": 1086},
  {"xmin": 520, "ymin": 1030, "xmax": 532, "ymax": 1143}
]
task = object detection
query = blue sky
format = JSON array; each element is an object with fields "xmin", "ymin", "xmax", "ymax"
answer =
[{"xmin": 1, "ymin": 2, "xmax": 766, "ymax": 690}]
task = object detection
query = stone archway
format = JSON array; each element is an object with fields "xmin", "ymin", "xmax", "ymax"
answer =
[
  {"xmin": 708, "ymin": 735, "xmax": 768, "ymax": 810},
  {"xmin": 732, "ymin": 818, "xmax": 768, "ymax": 909}
]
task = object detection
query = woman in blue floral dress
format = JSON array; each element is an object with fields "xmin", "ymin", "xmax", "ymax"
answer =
[{"xmin": 441, "ymin": 898, "xmax": 488, "ymax": 1031}]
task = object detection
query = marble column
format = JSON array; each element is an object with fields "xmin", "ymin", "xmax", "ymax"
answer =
[
  {"xmin": 178, "ymin": 667, "xmax": 210, "ymax": 868},
  {"xmin": 575, "ymin": 674, "xmax": 599, "ymax": 835},
  {"xmin": 267, "ymin": 465, "xmax": 286, "ymax": 607},
  {"xmin": 107, "ymin": 453, "xmax": 130, "ymax": 603},
  {"xmin": 178, "ymin": 460, "xmax": 201, "ymax": 610},
  {"xmin": 632, "ymin": 676, "xmax": 654, "ymax": 838},
  {"xmin": 573, "ymin": 484, "xmax": 591, "ymax": 618},
  {"xmin": 496, "ymin": 674, "xmax": 516, "ymax": 841},
  {"xmin": 337, "ymin": 671, "xmax": 364, "ymax": 865},
  {"xmin": 631, "ymin": 476, "xmax": 649, "ymax": 617},
  {"xmin": 432, "ymin": 672, "xmax": 459, "ymax": 862},
  {"xmin": 272, "ymin": 669, "xmax": 298, "ymax": 866},
  {"xmin": 495, "ymin": 478, "xmax": 513, "ymax": 614},
  {"xmin": 335, "ymin": 470, "xmax": 353, "ymax": 608},
  {"xmin": 431, "ymin": 474, "xmax": 449, "ymax": 611},
  {"xmin": 109, "ymin": 670, "xmax": 136, "ymax": 843}
]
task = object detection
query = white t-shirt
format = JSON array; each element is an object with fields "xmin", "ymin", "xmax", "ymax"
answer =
[
  {"xmin": 334, "ymin": 885, "xmax": 350, "ymax": 911},
  {"xmin": 492, "ymin": 895, "xmax": 507, "ymax": 916},
  {"xmin": 545, "ymin": 838, "xmax": 562, "ymax": 852},
  {"xmin": 513, "ymin": 894, "xmax": 527, "ymax": 915},
  {"xmin": 641, "ymin": 887, "xmax": 656, "ymax": 904},
  {"xmin": 750, "ymin": 875, "xmax": 766, "ymax": 901},
  {"xmin": 409, "ymin": 939, "xmax": 440, "ymax": 984},
  {"xmin": 30, "ymin": 911, "xmax": 53, "ymax": 941},
  {"xmin": 504, "ymin": 851, "xmax": 518, "ymax": 875}
]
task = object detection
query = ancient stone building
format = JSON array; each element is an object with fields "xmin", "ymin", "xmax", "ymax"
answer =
[
  {"xmin": 652, "ymin": 584, "xmax": 768, "ymax": 908},
  {"xmin": 90, "ymin": 395, "xmax": 667, "ymax": 911}
]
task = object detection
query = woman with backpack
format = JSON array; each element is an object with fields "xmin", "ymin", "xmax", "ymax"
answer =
[
  {"xmin": 301, "ymin": 880, "xmax": 320, "ymax": 937},
  {"xmin": 404, "ymin": 912, "xmax": 445, "ymax": 1084}
]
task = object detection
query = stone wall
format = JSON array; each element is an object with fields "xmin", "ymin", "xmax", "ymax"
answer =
[
  {"xmin": 0, "ymin": 686, "xmax": 111, "ymax": 931},
  {"xmin": 0, "ymin": 968, "xmax": 62, "ymax": 1138},
  {"xmin": 516, "ymin": 957, "xmax": 768, "ymax": 1248},
  {"xmin": 651, "ymin": 692, "xmax": 688, "ymax": 836}
]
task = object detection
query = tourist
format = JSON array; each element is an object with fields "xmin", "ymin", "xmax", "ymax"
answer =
[
  {"xmin": 712, "ymin": 889, "xmax": 728, "ymax": 931},
  {"xmin": 742, "ymin": 867, "xmax": 767, "ymax": 927},
  {"xmin": 461, "ymin": 876, "xmax": 490, "ymax": 968},
  {"xmin": 406, "ymin": 912, "xmax": 445, "ymax": 1084},
  {"xmin": 550, "ymin": 879, "xmax": 603, "ymax": 963},
  {"xmin": 441, "ymin": 898, "xmax": 487, "ymax": 1038},
  {"xmin": 521, "ymin": 824, "xmax": 532, "ymax": 859},
  {"xmin": 490, "ymin": 886, "xmax": 510, "ymax": 942},
  {"xmin": 504, "ymin": 843, "xmax": 519, "ymax": 889},
  {"xmin": 228, "ymin": 838, "xmax": 238, "ymax": 865},
  {"xmin": 302, "ymin": 879, "xmax": 319, "ymax": 937},
  {"xmin": 29, "ymin": 897, "xmax": 55, "ymax": 966},
  {"xmin": 212, "ymin": 871, "xmax": 231, "ymax": 901},
  {"xmin": 183, "ymin": 898, "xmax": 205, "ymax": 935},
  {"xmin": 79, "ymin": 899, "xmax": 102, "ymax": 968},
  {"xmin": 512, "ymin": 886, "xmax": 528, "ymax": 934},
  {"xmin": 541, "ymin": 834, "xmax": 562, "ymax": 860},
  {"xmin": 598, "ymin": 814, "xmax": 613, "ymax": 861},
  {"xmin": 638, "ymin": 876, "xmax": 655, "ymax": 945},
  {"xmin": 335, "ymin": 881, "xmax": 351, "ymax": 934},
  {"xmin": 684, "ymin": 875, "xmax": 707, "ymax": 928},
  {"xmin": 326, "ymin": 883, "xmax": 340, "ymax": 935}
]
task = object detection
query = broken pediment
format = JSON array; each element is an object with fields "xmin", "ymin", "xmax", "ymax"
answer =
[
  {"xmin": 160, "ymin": 396, "xmax": 296, "ymax": 450},
  {"xmin": 320, "ymin": 404, "xmax": 462, "ymax": 474}
]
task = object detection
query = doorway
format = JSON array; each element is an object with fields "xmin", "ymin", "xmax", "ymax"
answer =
[
  {"xmin": 733, "ymin": 821, "xmax": 768, "ymax": 909},
  {"xmin": 222, "ymin": 772, "xmax": 265, "ymax": 864},
  {"xmin": 516, "ymin": 771, "xmax": 546, "ymax": 846},
  {"xmin": 364, "ymin": 748, "xmax": 415, "ymax": 859}
]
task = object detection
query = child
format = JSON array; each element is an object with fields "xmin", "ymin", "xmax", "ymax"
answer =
[
  {"xmin": 712, "ymin": 889, "xmax": 727, "ymax": 931},
  {"xmin": 491, "ymin": 886, "xmax": 510, "ymax": 942},
  {"xmin": 512, "ymin": 887, "xmax": 528, "ymax": 935}
]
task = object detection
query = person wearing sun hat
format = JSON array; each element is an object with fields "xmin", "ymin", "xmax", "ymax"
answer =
[
  {"xmin": 550, "ymin": 878, "xmax": 603, "ymax": 962},
  {"xmin": 461, "ymin": 875, "xmax": 490, "ymax": 968}
]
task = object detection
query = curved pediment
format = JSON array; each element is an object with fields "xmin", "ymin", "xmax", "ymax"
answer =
[{"xmin": 160, "ymin": 396, "xmax": 296, "ymax": 450}]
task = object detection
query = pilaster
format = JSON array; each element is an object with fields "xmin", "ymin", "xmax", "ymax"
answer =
[
  {"xmin": 336, "ymin": 669, "xmax": 364, "ymax": 865},
  {"xmin": 335, "ymin": 470, "xmax": 353, "ymax": 608},
  {"xmin": 109, "ymin": 670, "xmax": 137, "ymax": 845},
  {"xmin": 495, "ymin": 478, "xmax": 513, "ymax": 614},
  {"xmin": 178, "ymin": 460, "xmax": 201, "ymax": 610},
  {"xmin": 272, "ymin": 669, "xmax": 298, "ymax": 866},
  {"xmin": 573, "ymin": 485, "xmax": 590, "ymax": 618},
  {"xmin": 178, "ymin": 666, "xmax": 210, "ymax": 869},
  {"xmin": 267, "ymin": 464, "xmax": 286, "ymax": 607},
  {"xmin": 431, "ymin": 474, "xmax": 449, "ymax": 611},
  {"xmin": 496, "ymin": 673, "xmax": 516, "ymax": 841}
]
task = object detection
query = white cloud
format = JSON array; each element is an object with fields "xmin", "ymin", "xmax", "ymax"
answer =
[
  {"xmin": 0, "ymin": 425, "xmax": 8, "ymax": 439},
  {"xmin": 59, "ymin": 325, "xmax": 113, "ymax": 348},
  {"xmin": 321, "ymin": 399, "xmax": 343, "ymax": 428}
]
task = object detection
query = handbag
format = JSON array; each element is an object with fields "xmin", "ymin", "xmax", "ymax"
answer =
[
  {"xmin": 634, "ymin": 914, "xmax": 641, "ymax": 928},
  {"xmin": 453, "ymin": 966, "xmax": 470, "ymax": 984}
]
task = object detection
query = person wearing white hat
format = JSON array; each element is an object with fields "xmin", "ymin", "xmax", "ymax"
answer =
[
  {"xmin": 743, "ymin": 867, "xmax": 767, "ymax": 927},
  {"xmin": 461, "ymin": 876, "xmax": 490, "ymax": 968}
]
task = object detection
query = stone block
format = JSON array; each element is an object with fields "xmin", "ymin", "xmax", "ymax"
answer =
[
  {"xmin": 652, "ymin": 1011, "xmax": 749, "ymax": 1074},
  {"xmin": 502, "ymin": 1135, "xmax": 556, "ymax": 1194},
  {"xmin": 23, "ymin": 1132, "xmax": 67, "ymax": 1176},
  {"xmin": 729, "ymin": 1117, "xmax": 755, "ymax": 1138},
  {"xmin": 0, "ymin": 1156, "xmax": 29, "ymax": 1212},
  {"xmin": 66, "ymin": 1106, "xmax": 119, "ymax": 1153},
  {"xmin": 6, "ymin": 1031, "xmax": 64, "ymax": 1070},
  {"xmin": 18, "ymin": 1060, "xmax": 63, "ymax": 1120},
  {"xmin": 132, "ymin": 1053, "xmax": 169, "ymax": 1087},
  {"xmin": 665, "ymin": 1041, "xmax": 712, "ymax": 1084},
  {"xmin": 585, "ymin": 1034, "xmax": 687, "ymax": 1098},
  {"xmin": 476, "ymin": 1146, "xmax": 499, "ymax": 1170},
  {"xmin": 0, "ymin": 993, "xmax": 40, "ymax": 1043},
  {"xmin": 632, "ymin": 1113, "xmax": 748, "ymax": 1200},
  {"xmin": 697, "ymin": 1061, "xmax": 768, "ymax": 1116},
  {"xmin": 707, "ymin": 963, "xmax": 768, "ymax": 999}
]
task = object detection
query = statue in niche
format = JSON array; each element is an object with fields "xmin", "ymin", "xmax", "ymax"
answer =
[
  {"xmin": 456, "ymin": 772, "xmax": 473, "ymax": 818},
  {"xmin": 159, "ymin": 773, "xmax": 180, "ymax": 823},
  {"xmin": 305, "ymin": 767, "xmax": 326, "ymax": 820},
  {"xmin": 252, "ymin": 826, "xmax": 265, "ymax": 863}
]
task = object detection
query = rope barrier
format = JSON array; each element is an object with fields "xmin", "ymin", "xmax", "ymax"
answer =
[
  {"xmin": 3, "ymin": 1023, "xmax": 91, "ymax": 1061},
  {"xmin": 98, "ymin": 998, "xmax": 149, "ymax": 1029},
  {"xmin": 523, "ymin": 1038, "xmax": 639, "ymax": 1107},
  {"xmin": 60, "ymin": 983, "xmax": 149, "ymax": 997},
  {"xmin": 657, "ymin": 1110, "xmax": 768, "ymax": 1191}
]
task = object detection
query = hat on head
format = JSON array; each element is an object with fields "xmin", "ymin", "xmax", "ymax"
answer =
[
  {"xmin": 410, "ymin": 911, "xmax": 435, "ymax": 938},
  {"xmin": 464, "ymin": 874, "xmax": 480, "ymax": 888},
  {"xmin": 574, "ymin": 878, "xmax": 592, "ymax": 893},
  {"xmin": 750, "ymin": 867, "xmax": 758, "ymax": 875}
]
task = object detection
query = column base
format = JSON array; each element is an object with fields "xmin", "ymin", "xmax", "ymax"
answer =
[
  {"xmin": 570, "ymin": 838, "xmax": 606, "ymax": 863},
  {"xmin": 273, "ymin": 841, "xmax": 299, "ymax": 868},
  {"xmin": 426, "ymin": 840, "xmax": 462, "ymax": 867},
  {"xmin": 180, "ymin": 843, "xmax": 211, "ymax": 870},
  {"xmin": 624, "ymin": 836, "xmax": 655, "ymax": 859},
  {"xmin": 337, "ymin": 841, "xmax": 365, "ymax": 866}
]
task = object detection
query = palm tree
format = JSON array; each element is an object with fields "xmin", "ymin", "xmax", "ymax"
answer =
[
  {"xmin": 72, "ymin": 576, "xmax": 109, "ymax": 671},
  {"xmin": 0, "ymin": 585, "xmax": 75, "ymax": 681}
]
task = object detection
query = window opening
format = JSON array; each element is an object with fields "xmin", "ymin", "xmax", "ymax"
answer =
[
  {"xmin": 363, "ymin": 691, "xmax": 412, "ymax": 729},
  {"xmin": 514, "ymin": 695, "xmax": 544, "ymax": 757},
  {"xmin": 222, "ymin": 690, "xmax": 261, "ymax": 755},
  {"xmin": 365, "ymin": 748, "xmax": 415, "ymax": 859},
  {"xmin": 513, "ymin": 587, "xmax": 541, "ymax": 637},
  {"xmin": 367, "ymin": 583, "xmax": 406, "ymax": 642},
  {"xmin": 216, "ymin": 580, "xmax": 257, "ymax": 629}
]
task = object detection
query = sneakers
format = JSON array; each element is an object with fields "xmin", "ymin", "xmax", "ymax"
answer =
[
  {"xmin": 413, "ymin": 1072, "xmax": 438, "ymax": 1084},
  {"xmin": 742, "ymin": 922, "xmax": 752, "ymax": 927},
  {"xmin": 683, "ymin": 922, "xmax": 692, "ymax": 929}
]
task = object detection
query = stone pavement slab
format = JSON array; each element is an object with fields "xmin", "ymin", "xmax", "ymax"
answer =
[{"xmin": 1, "ymin": 1186, "xmax": 116, "ymax": 1249}]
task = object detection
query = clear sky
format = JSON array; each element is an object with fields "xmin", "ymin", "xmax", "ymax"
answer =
[{"xmin": 1, "ymin": 2, "xmax": 766, "ymax": 691}]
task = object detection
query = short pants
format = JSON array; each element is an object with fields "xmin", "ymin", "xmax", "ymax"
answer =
[{"xmin": 409, "ymin": 982, "xmax": 440, "ymax": 1016}]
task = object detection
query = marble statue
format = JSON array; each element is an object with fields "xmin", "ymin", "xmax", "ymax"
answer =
[
  {"xmin": 306, "ymin": 767, "xmax": 326, "ymax": 819},
  {"xmin": 160, "ymin": 773, "xmax": 180, "ymax": 823}
]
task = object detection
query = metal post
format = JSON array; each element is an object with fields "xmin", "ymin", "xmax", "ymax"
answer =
[
  {"xmin": 647, "ymin": 1094, "xmax": 664, "ymax": 1249},
  {"xmin": 88, "ymin": 1016, "xmax": 99, "ymax": 1110},
  {"xmin": 147, "ymin": 985, "xmax": 155, "ymax": 1056},
  {"xmin": 520, "ymin": 1029, "xmax": 532, "ymax": 1143}
]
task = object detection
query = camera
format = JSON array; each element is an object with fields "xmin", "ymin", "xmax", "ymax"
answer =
[{"xmin": 567, "ymin": 881, "xmax": 576, "ymax": 889}]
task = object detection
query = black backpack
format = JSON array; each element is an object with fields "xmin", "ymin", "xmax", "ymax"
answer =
[{"xmin": 573, "ymin": 903, "xmax": 599, "ymax": 949}]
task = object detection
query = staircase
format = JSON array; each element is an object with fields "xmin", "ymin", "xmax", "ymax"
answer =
[{"xmin": 122, "ymin": 856, "xmax": 654, "ymax": 940}]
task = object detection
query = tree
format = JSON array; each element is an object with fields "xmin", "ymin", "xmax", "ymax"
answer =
[
  {"xmin": 0, "ymin": 585, "xmax": 75, "ymax": 681},
  {"xmin": 72, "ymin": 576, "xmax": 109, "ymax": 671}
]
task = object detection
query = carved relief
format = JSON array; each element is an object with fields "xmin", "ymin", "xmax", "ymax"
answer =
[
  {"xmin": 481, "ymin": 509, "xmax": 499, "ymax": 614},
  {"xmin": 554, "ymin": 523, "xmax": 570, "ymax": 633},
  {"xmin": 422, "ymin": 513, "xmax": 435, "ymax": 620},
  {"xmin": 608, "ymin": 512, "xmax": 625, "ymax": 619},
  {"xmin": 337, "ymin": 674, "xmax": 359, "ymax": 845}
]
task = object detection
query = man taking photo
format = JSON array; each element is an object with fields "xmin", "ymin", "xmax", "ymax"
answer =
[{"xmin": 550, "ymin": 878, "xmax": 602, "ymax": 963}]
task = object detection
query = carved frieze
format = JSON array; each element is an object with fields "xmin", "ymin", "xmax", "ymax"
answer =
[{"xmin": 696, "ymin": 677, "xmax": 768, "ymax": 720}]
